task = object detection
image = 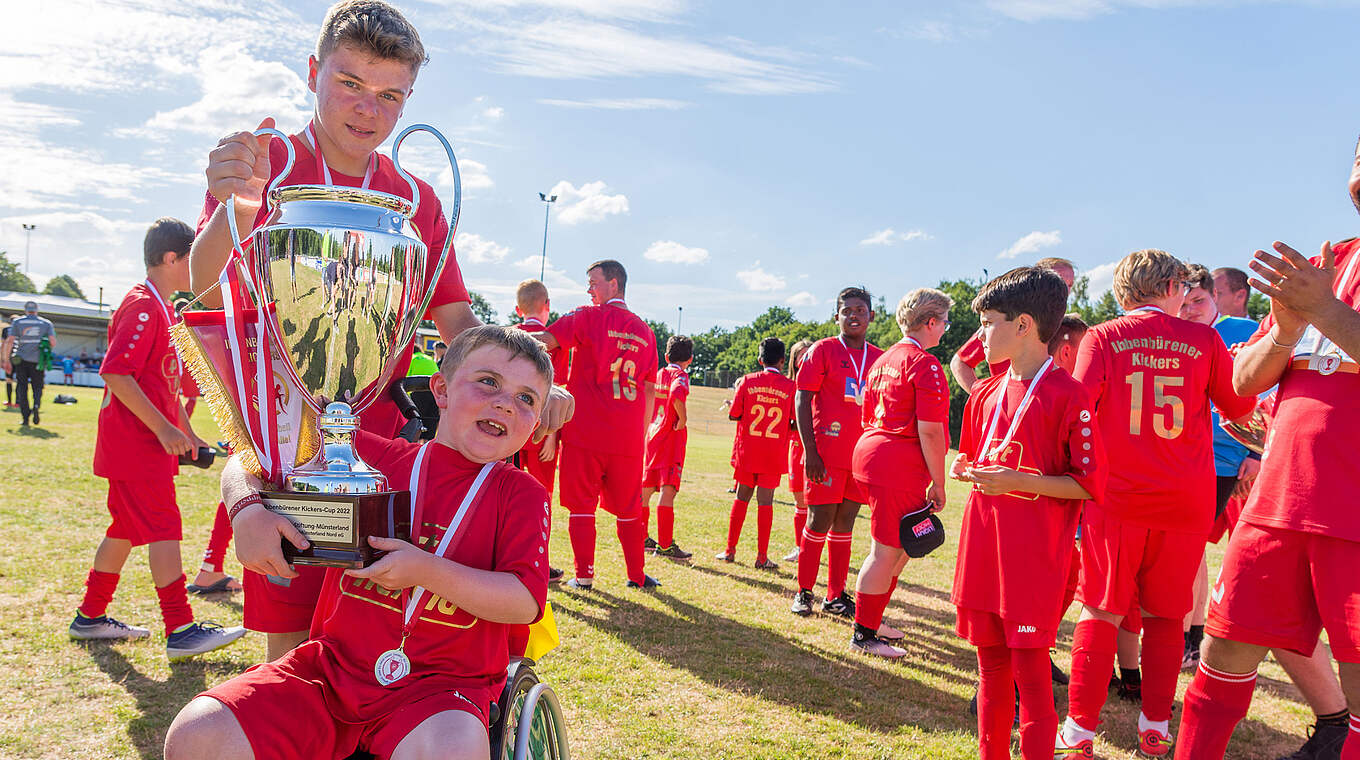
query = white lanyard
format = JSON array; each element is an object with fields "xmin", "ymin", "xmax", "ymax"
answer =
[
  {"xmin": 762, "ymin": 366, "xmax": 782, "ymax": 374},
  {"xmin": 521, "ymin": 318, "xmax": 544, "ymax": 328},
  {"xmin": 1310, "ymin": 248, "xmax": 1360, "ymax": 357},
  {"xmin": 1133, "ymin": 305, "xmax": 1165, "ymax": 315},
  {"xmin": 837, "ymin": 336, "xmax": 868, "ymax": 387},
  {"xmin": 305, "ymin": 122, "xmax": 375, "ymax": 189},
  {"xmin": 143, "ymin": 279, "xmax": 172, "ymax": 325},
  {"xmin": 606, "ymin": 298, "xmax": 627, "ymax": 308},
  {"xmin": 899, "ymin": 336, "xmax": 923, "ymax": 350},
  {"xmin": 977, "ymin": 357, "xmax": 1053, "ymax": 464}
]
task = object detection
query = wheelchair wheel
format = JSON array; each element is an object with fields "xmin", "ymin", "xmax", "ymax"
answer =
[{"xmin": 489, "ymin": 662, "xmax": 570, "ymax": 760}]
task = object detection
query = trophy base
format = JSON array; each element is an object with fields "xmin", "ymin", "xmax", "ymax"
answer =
[{"xmin": 261, "ymin": 490, "xmax": 411, "ymax": 569}]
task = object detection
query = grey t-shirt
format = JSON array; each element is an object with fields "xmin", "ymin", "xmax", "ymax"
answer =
[{"xmin": 10, "ymin": 314, "xmax": 55, "ymax": 363}]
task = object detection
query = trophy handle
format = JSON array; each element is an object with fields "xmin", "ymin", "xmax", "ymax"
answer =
[
  {"xmin": 224, "ymin": 127, "xmax": 296, "ymax": 306},
  {"xmin": 391, "ymin": 124, "xmax": 460, "ymax": 335}
]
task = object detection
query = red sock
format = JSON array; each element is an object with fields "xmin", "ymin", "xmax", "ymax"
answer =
[
  {"xmin": 202, "ymin": 501, "xmax": 232, "ymax": 573},
  {"xmin": 755, "ymin": 504, "xmax": 773, "ymax": 561},
  {"xmin": 78, "ymin": 570, "xmax": 120, "ymax": 619},
  {"xmin": 1173, "ymin": 662, "xmax": 1256, "ymax": 760},
  {"xmin": 977, "ymin": 644, "xmax": 1016, "ymax": 760},
  {"xmin": 617, "ymin": 515, "xmax": 646, "ymax": 584},
  {"xmin": 568, "ymin": 512, "xmax": 596, "ymax": 580},
  {"xmin": 641, "ymin": 505, "xmax": 651, "ymax": 539},
  {"xmin": 1067, "ymin": 618, "xmax": 1118, "ymax": 730},
  {"xmin": 1013, "ymin": 646, "xmax": 1058, "ymax": 760},
  {"xmin": 797, "ymin": 529, "xmax": 827, "ymax": 591},
  {"xmin": 1344, "ymin": 714, "xmax": 1360, "ymax": 760},
  {"xmin": 156, "ymin": 575, "xmax": 194, "ymax": 635},
  {"xmin": 826, "ymin": 531, "xmax": 852, "ymax": 600},
  {"xmin": 854, "ymin": 590, "xmax": 891, "ymax": 631},
  {"xmin": 793, "ymin": 506, "xmax": 807, "ymax": 547},
  {"xmin": 1140, "ymin": 616, "xmax": 1185, "ymax": 722},
  {"xmin": 726, "ymin": 500, "xmax": 749, "ymax": 554},
  {"xmin": 657, "ymin": 505, "xmax": 675, "ymax": 548}
]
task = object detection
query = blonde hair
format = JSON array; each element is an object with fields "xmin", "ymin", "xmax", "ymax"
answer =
[
  {"xmin": 515, "ymin": 279, "xmax": 549, "ymax": 312},
  {"xmin": 317, "ymin": 0, "xmax": 427, "ymax": 73},
  {"xmin": 1113, "ymin": 249, "xmax": 1189, "ymax": 310},
  {"xmin": 895, "ymin": 288, "xmax": 953, "ymax": 331},
  {"xmin": 1035, "ymin": 256, "xmax": 1075, "ymax": 273},
  {"xmin": 788, "ymin": 339, "xmax": 814, "ymax": 379}
]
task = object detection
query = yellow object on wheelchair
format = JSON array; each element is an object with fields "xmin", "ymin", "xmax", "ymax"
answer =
[{"xmin": 524, "ymin": 602, "xmax": 559, "ymax": 661}]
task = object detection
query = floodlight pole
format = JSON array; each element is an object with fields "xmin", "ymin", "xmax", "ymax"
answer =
[
  {"xmin": 677, "ymin": 305, "xmax": 683, "ymax": 333},
  {"xmin": 22, "ymin": 223, "xmax": 36, "ymax": 274},
  {"xmin": 538, "ymin": 193, "xmax": 557, "ymax": 281}
]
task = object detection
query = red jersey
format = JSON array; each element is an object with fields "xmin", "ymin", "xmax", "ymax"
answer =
[
  {"xmin": 514, "ymin": 319, "xmax": 569, "ymax": 383},
  {"xmin": 644, "ymin": 364, "xmax": 690, "ymax": 470},
  {"xmin": 546, "ymin": 301, "xmax": 658, "ymax": 456},
  {"xmin": 308, "ymin": 432, "xmax": 549, "ymax": 724},
  {"xmin": 1240, "ymin": 238, "xmax": 1360, "ymax": 542},
  {"xmin": 729, "ymin": 368, "xmax": 796, "ymax": 475},
  {"xmin": 951, "ymin": 368, "xmax": 1107, "ymax": 627},
  {"xmin": 94, "ymin": 282, "xmax": 182, "ymax": 481},
  {"xmin": 956, "ymin": 330, "xmax": 1010, "ymax": 377},
  {"xmin": 196, "ymin": 129, "xmax": 471, "ymax": 439},
  {"xmin": 796, "ymin": 336, "xmax": 884, "ymax": 469},
  {"xmin": 852, "ymin": 339, "xmax": 951, "ymax": 492},
  {"xmin": 1073, "ymin": 308, "xmax": 1255, "ymax": 534}
]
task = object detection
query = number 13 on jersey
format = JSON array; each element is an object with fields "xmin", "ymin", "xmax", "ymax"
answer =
[{"xmin": 610, "ymin": 357, "xmax": 638, "ymax": 400}]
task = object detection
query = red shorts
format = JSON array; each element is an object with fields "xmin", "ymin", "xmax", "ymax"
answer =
[
  {"xmin": 203, "ymin": 640, "xmax": 495, "ymax": 760},
  {"xmin": 558, "ymin": 444, "xmax": 642, "ymax": 518},
  {"xmin": 243, "ymin": 566, "xmax": 326, "ymax": 634},
  {"xmin": 1076, "ymin": 505, "xmax": 1204, "ymax": 620},
  {"xmin": 788, "ymin": 444, "xmax": 805, "ymax": 495},
  {"xmin": 805, "ymin": 465, "xmax": 866, "ymax": 506},
  {"xmin": 642, "ymin": 463, "xmax": 684, "ymax": 490},
  {"xmin": 1207, "ymin": 521, "xmax": 1360, "ymax": 663},
  {"xmin": 733, "ymin": 467, "xmax": 781, "ymax": 490},
  {"xmin": 104, "ymin": 478, "xmax": 181, "ymax": 546},
  {"xmin": 863, "ymin": 482, "xmax": 927, "ymax": 550},
  {"xmin": 957, "ymin": 606, "xmax": 1058, "ymax": 649}
]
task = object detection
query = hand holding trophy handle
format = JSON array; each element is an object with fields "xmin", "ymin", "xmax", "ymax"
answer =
[
  {"xmin": 224, "ymin": 127, "xmax": 297, "ymax": 305},
  {"xmin": 391, "ymin": 124, "xmax": 461, "ymax": 336}
]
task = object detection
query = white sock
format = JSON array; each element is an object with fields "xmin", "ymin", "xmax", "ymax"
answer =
[
  {"xmin": 1062, "ymin": 716, "xmax": 1096, "ymax": 745},
  {"xmin": 1138, "ymin": 712, "xmax": 1170, "ymax": 735}
]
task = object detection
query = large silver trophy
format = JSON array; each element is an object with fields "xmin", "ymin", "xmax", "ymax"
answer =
[{"xmin": 174, "ymin": 124, "xmax": 460, "ymax": 567}]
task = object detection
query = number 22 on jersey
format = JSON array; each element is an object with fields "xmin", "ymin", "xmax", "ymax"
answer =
[{"xmin": 746, "ymin": 404, "xmax": 784, "ymax": 438}]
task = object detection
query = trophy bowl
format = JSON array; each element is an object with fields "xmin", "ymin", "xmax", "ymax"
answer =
[{"xmin": 1219, "ymin": 390, "xmax": 1274, "ymax": 456}]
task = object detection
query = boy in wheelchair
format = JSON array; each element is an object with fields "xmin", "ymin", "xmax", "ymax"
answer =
[{"xmin": 165, "ymin": 326, "xmax": 553, "ymax": 760}]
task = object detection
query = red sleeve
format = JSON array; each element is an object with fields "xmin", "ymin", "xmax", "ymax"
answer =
[
  {"xmin": 1071, "ymin": 329, "xmax": 1109, "ymax": 413},
  {"xmin": 729, "ymin": 377, "xmax": 746, "ymax": 420},
  {"xmin": 1206, "ymin": 334, "xmax": 1256, "ymax": 421},
  {"xmin": 352, "ymin": 430, "xmax": 418, "ymax": 476},
  {"xmin": 493, "ymin": 468, "xmax": 551, "ymax": 621},
  {"xmin": 670, "ymin": 376, "xmax": 689, "ymax": 401},
  {"xmin": 545, "ymin": 310, "xmax": 582, "ymax": 351},
  {"xmin": 1245, "ymin": 310, "xmax": 1274, "ymax": 347},
  {"xmin": 1061, "ymin": 386, "xmax": 1107, "ymax": 503},
  {"xmin": 956, "ymin": 332, "xmax": 986, "ymax": 368},
  {"xmin": 196, "ymin": 189, "xmax": 219, "ymax": 236},
  {"xmin": 796, "ymin": 341, "xmax": 827, "ymax": 392},
  {"xmin": 100, "ymin": 302, "xmax": 159, "ymax": 377},
  {"xmin": 911, "ymin": 355, "xmax": 951, "ymax": 424}
]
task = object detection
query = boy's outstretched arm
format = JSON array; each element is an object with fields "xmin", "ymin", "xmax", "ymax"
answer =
[
  {"xmin": 346, "ymin": 537, "xmax": 540, "ymax": 625},
  {"xmin": 965, "ymin": 465, "xmax": 1092, "ymax": 500}
]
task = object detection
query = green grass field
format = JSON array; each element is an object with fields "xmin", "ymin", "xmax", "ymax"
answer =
[{"xmin": 0, "ymin": 384, "xmax": 1321, "ymax": 759}]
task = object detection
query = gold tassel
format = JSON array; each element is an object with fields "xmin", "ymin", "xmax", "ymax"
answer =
[{"xmin": 170, "ymin": 320, "xmax": 266, "ymax": 481}]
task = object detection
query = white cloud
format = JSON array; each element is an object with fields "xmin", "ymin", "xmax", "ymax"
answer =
[
  {"xmin": 735, "ymin": 261, "xmax": 786, "ymax": 292},
  {"xmin": 482, "ymin": 106, "xmax": 505, "ymax": 119},
  {"xmin": 643, "ymin": 240, "xmax": 709, "ymax": 264},
  {"xmin": 998, "ymin": 229, "xmax": 1062, "ymax": 260},
  {"xmin": 134, "ymin": 44, "xmax": 310, "ymax": 138},
  {"xmin": 983, "ymin": 0, "xmax": 1303, "ymax": 23},
  {"xmin": 538, "ymin": 97, "xmax": 690, "ymax": 110},
  {"xmin": 433, "ymin": 0, "xmax": 685, "ymax": 21},
  {"xmin": 548, "ymin": 180, "xmax": 630, "ymax": 225},
  {"xmin": 457, "ymin": 232, "xmax": 511, "ymax": 263},
  {"xmin": 860, "ymin": 227, "xmax": 931, "ymax": 246},
  {"xmin": 785, "ymin": 291, "xmax": 818, "ymax": 307},
  {"xmin": 1085, "ymin": 261, "xmax": 1118, "ymax": 297}
]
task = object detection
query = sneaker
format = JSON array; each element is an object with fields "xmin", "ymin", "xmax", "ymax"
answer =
[
  {"xmin": 625, "ymin": 574, "xmax": 662, "ymax": 589},
  {"xmin": 165, "ymin": 622, "xmax": 247, "ymax": 661},
  {"xmin": 1276, "ymin": 720, "xmax": 1348, "ymax": 760},
  {"xmin": 877, "ymin": 622, "xmax": 905, "ymax": 641},
  {"xmin": 753, "ymin": 557, "xmax": 779, "ymax": 570},
  {"xmin": 643, "ymin": 536, "xmax": 658, "ymax": 552},
  {"xmin": 851, "ymin": 627, "xmax": 906, "ymax": 659},
  {"xmin": 1052, "ymin": 656, "xmax": 1070, "ymax": 685},
  {"xmin": 31, "ymin": 408, "xmax": 39, "ymax": 425},
  {"xmin": 547, "ymin": 567, "xmax": 564, "ymax": 583},
  {"xmin": 782, "ymin": 546, "xmax": 800, "ymax": 562},
  {"xmin": 790, "ymin": 589, "xmax": 814, "ymax": 616},
  {"xmin": 715, "ymin": 550, "xmax": 736, "ymax": 562},
  {"xmin": 820, "ymin": 591, "xmax": 855, "ymax": 618},
  {"xmin": 655, "ymin": 542, "xmax": 692, "ymax": 561},
  {"xmin": 1181, "ymin": 643, "xmax": 1201, "ymax": 671},
  {"xmin": 69, "ymin": 613, "xmax": 150, "ymax": 641},
  {"xmin": 1117, "ymin": 679, "xmax": 1143, "ymax": 703},
  {"xmin": 1054, "ymin": 734, "xmax": 1095, "ymax": 758},
  {"xmin": 1137, "ymin": 727, "xmax": 1174, "ymax": 758},
  {"xmin": 565, "ymin": 577, "xmax": 594, "ymax": 590}
]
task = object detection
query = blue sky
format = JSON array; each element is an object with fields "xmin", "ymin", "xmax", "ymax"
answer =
[{"xmin": 4, "ymin": 0, "xmax": 1360, "ymax": 331}]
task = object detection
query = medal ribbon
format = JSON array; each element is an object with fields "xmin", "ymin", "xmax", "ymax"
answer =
[
  {"xmin": 605, "ymin": 298, "xmax": 627, "ymax": 308},
  {"xmin": 521, "ymin": 317, "xmax": 544, "ymax": 328},
  {"xmin": 304, "ymin": 122, "xmax": 375, "ymax": 189},
  {"xmin": 900, "ymin": 336, "xmax": 923, "ymax": 350},
  {"xmin": 976, "ymin": 357, "xmax": 1053, "ymax": 465},
  {"xmin": 837, "ymin": 335, "xmax": 868, "ymax": 403},
  {"xmin": 1308, "ymin": 247, "xmax": 1360, "ymax": 358},
  {"xmin": 143, "ymin": 279, "xmax": 173, "ymax": 326}
]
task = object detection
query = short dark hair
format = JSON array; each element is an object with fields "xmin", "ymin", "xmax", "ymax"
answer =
[
  {"xmin": 1047, "ymin": 313, "xmax": 1089, "ymax": 354},
  {"xmin": 143, "ymin": 217, "xmax": 194, "ymax": 270},
  {"xmin": 587, "ymin": 259, "xmax": 628, "ymax": 294},
  {"xmin": 758, "ymin": 336, "xmax": 785, "ymax": 366},
  {"xmin": 1185, "ymin": 263, "xmax": 1214, "ymax": 295},
  {"xmin": 440, "ymin": 325, "xmax": 554, "ymax": 388},
  {"xmin": 665, "ymin": 335, "xmax": 693, "ymax": 363},
  {"xmin": 317, "ymin": 0, "xmax": 428, "ymax": 74},
  {"xmin": 837, "ymin": 286, "xmax": 871, "ymax": 310},
  {"xmin": 972, "ymin": 266, "xmax": 1068, "ymax": 343},
  {"xmin": 1212, "ymin": 267, "xmax": 1249, "ymax": 295}
]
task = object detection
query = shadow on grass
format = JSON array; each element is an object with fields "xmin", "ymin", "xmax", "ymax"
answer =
[
  {"xmin": 80, "ymin": 642, "xmax": 242, "ymax": 760},
  {"xmin": 555, "ymin": 583, "xmax": 979, "ymax": 735},
  {"xmin": 11, "ymin": 425, "xmax": 59, "ymax": 439}
]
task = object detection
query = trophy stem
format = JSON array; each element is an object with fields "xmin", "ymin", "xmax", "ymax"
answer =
[{"xmin": 285, "ymin": 402, "xmax": 388, "ymax": 494}]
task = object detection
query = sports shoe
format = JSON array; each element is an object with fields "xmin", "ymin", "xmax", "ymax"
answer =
[
  {"xmin": 31, "ymin": 408, "xmax": 39, "ymax": 425},
  {"xmin": 655, "ymin": 542, "xmax": 692, "ymax": 561},
  {"xmin": 1117, "ymin": 678, "xmax": 1143, "ymax": 703},
  {"xmin": 753, "ymin": 557, "xmax": 778, "ymax": 570},
  {"xmin": 165, "ymin": 622, "xmax": 247, "ymax": 661},
  {"xmin": 1181, "ymin": 643, "xmax": 1201, "ymax": 671},
  {"xmin": 625, "ymin": 574, "xmax": 662, "ymax": 589},
  {"xmin": 820, "ymin": 591, "xmax": 855, "ymax": 618},
  {"xmin": 1051, "ymin": 655, "xmax": 1070, "ymax": 685},
  {"xmin": 877, "ymin": 622, "xmax": 905, "ymax": 641},
  {"xmin": 547, "ymin": 567, "xmax": 564, "ymax": 583},
  {"xmin": 1137, "ymin": 727, "xmax": 1174, "ymax": 757},
  {"xmin": 790, "ymin": 589, "xmax": 814, "ymax": 616},
  {"xmin": 1276, "ymin": 720, "xmax": 1347, "ymax": 760},
  {"xmin": 715, "ymin": 550, "xmax": 736, "ymax": 562},
  {"xmin": 851, "ymin": 626, "xmax": 906, "ymax": 659},
  {"xmin": 643, "ymin": 536, "xmax": 658, "ymax": 552},
  {"xmin": 1054, "ymin": 734, "xmax": 1095, "ymax": 758},
  {"xmin": 565, "ymin": 577, "xmax": 593, "ymax": 590},
  {"xmin": 69, "ymin": 613, "xmax": 150, "ymax": 641},
  {"xmin": 782, "ymin": 546, "xmax": 800, "ymax": 562}
]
